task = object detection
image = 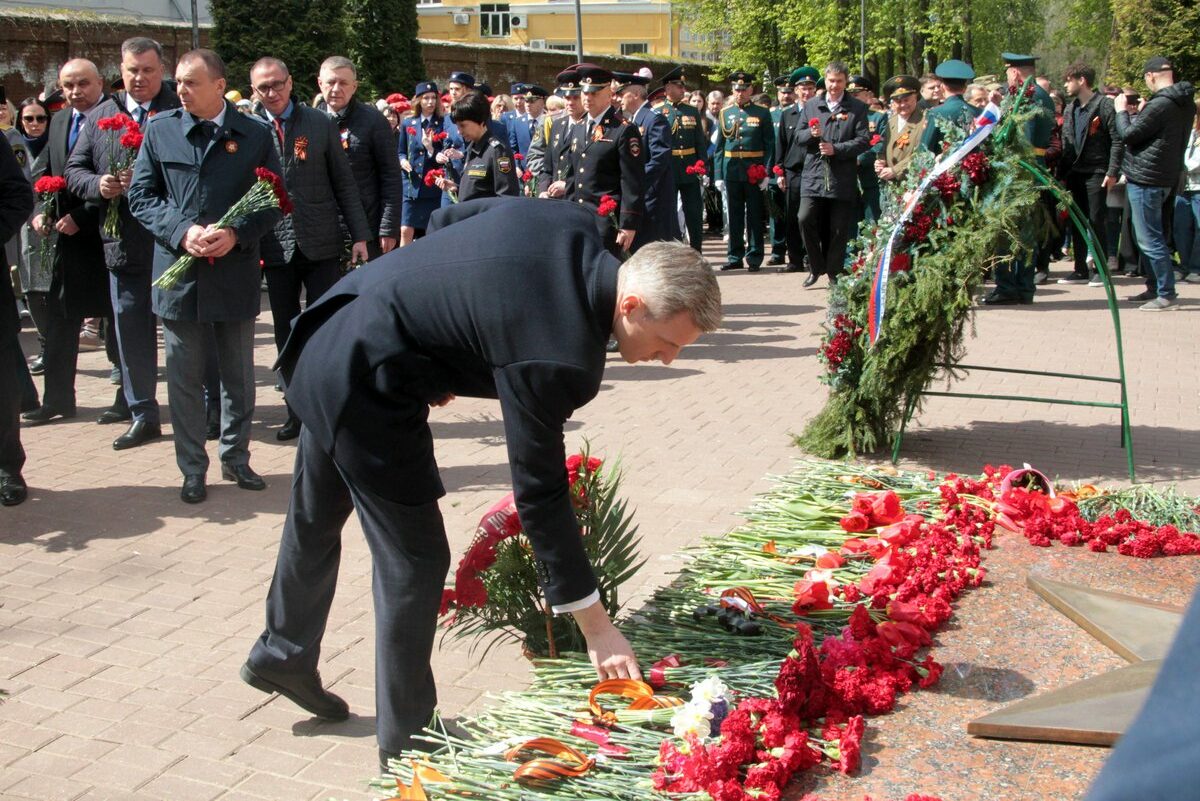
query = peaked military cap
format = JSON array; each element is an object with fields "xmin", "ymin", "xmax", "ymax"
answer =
[
  {"xmin": 648, "ymin": 86, "xmax": 667, "ymax": 104},
  {"xmin": 727, "ymin": 70, "xmax": 755, "ymax": 88},
  {"xmin": 447, "ymin": 71, "xmax": 476, "ymax": 87},
  {"xmin": 1001, "ymin": 52, "xmax": 1037, "ymax": 68},
  {"xmin": 610, "ymin": 71, "xmax": 638, "ymax": 92},
  {"xmin": 789, "ymin": 66, "xmax": 820, "ymax": 85},
  {"xmin": 661, "ymin": 66, "xmax": 687, "ymax": 86},
  {"xmin": 555, "ymin": 68, "xmax": 581, "ymax": 95},
  {"xmin": 576, "ymin": 63, "xmax": 615, "ymax": 92},
  {"xmin": 774, "ymin": 74, "xmax": 795, "ymax": 88},
  {"xmin": 509, "ymin": 82, "xmax": 527, "ymax": 95},
  {"xmin": 934, "ymin": 59, "xmax": 976, "ymax": 81},
  {"xmin": 523, "ymin": 84, "xmax": 550, "ymax": 99},
  {"xmin": 847, "ymin": 75, "xmax": 876, "ymax": 94},
  {"xmin": 882, "ymin": 75, "xmax": 920, "ymax": 100}
]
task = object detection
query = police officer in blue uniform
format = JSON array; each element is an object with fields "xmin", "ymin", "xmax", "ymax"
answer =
[{"xmin": 614, "ymin": 71, "xmax": 677, "ymax": 250}]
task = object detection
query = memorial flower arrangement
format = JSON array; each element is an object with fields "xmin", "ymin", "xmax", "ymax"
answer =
[
  {"xmin": 154, "ymin": 167, "xmax": 291, "ymax": 290},
  {"xmin": 96, "ymin": 114, "xmax": 144, "ymax": 239},
  {"xmin": 798, "ymin": 82, "xmax": 1048, "ymax": 458},
  {"xmin": 371, "ymin": 461, "xmax": 1199, "ymax": 801}
]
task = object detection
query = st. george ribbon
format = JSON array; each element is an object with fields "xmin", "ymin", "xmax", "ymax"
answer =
[{"xmin": 867, "ymin": 102, "xmax": 1003, "ymax": 346}]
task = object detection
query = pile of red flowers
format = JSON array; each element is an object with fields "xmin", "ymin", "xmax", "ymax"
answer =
[
  {"xmin": 901, "ymin": 204, "xmax": 935, "ymax": 245},
  {"xmin": 931, "ymin": 171, "xmax": 961, "ymax": 204},
  {"xmin": 889, "ymin": 252, "xmax": 912, "ymax": 274},
  {"xmin": 746, "ymin": 164, "xmax": 768, "ymax": 184},
  {"xmin": 820, "ymin": 314, "xmax": 862, "ymax": 373},
  {"xmin": 960, "ymin": 151, "xmax": 991, "ymax": 184},
  {"xmin": 687, "ymin": 159, "xmax": 707, "ymax": 176}
]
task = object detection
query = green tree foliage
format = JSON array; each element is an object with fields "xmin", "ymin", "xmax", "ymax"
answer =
[
  {"xmin": 210, "ymin": 0, "xmax": 346, "ymax": 94},
  {"xmin": 343, "ymin": 0, "xmax": 426, "ymax": 99},
  {"xmin": 1107, "ymin": 0, "xmax": 1200, "ymax": 86},
  {"xmin": 678, "ymin": 0, "xmax": 1042, "ymax": 84}
]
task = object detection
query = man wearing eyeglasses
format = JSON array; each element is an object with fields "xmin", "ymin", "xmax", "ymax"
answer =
[{"xmin": 251, "ymin": 57, "xmax": 370, "ymax": 442}]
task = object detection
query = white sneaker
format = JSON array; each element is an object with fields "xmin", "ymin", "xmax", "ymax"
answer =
[
  {"xmin": 1185, "ymin": 273, "xmax": 1200, "ymax": 284},
  {"xmin": 1057, "ymin": 275, "xmax": 1088, "ymax": 284},
  {"xmin": 1088, "ymin": 276, "xmax": 1105, "ymax": 287},
  {"xmin": 1139, "ymin": 297, "xmax": 1174, "ymax": 311}
]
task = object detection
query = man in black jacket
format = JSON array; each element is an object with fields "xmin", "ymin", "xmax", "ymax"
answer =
[
  {"xmin": 315, "ymin": 56, "xmax": 401, "ymax": 260},
  {"xmin": 775, "ymin": 66, "xmax": 819, "ymax": 273},
  {"xmin": 0, "ymin": 134, "xmax": 35, "ymax": 505},
  {"xmin": 794, "ymin": 61, "xmax": 871, "ymax": 287},
  {"xmin": 252, "ymin": 57, "xmax": 371, "ymax": 441},
  {"xmin": 65, "ymin": 37, "xmax": 180, "ymax": 450},
  {"xmin": 1116, "ymin": 56, "xmax": 1196, "ymax": 310},
  {"xmin": 1057, "ymin": 61, "xmax": 1124, "ymax": 285},
  {"xmin": 241, "ymin": 197, "xmax": 722, "ymax": 772}
]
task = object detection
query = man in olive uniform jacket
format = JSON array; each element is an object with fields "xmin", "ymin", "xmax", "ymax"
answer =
[
  {"xmin": 983, "ymin": 53, "xmax": 1056, "ymax": 305},
  {"xmin": 767, "ymin": 74, "xmax": 797, "ymax": 264},
  {"xmin": 848, "ymin": 75, "xmax": 885, "ymax": 224},
  {"xmin": 565, "ymin": 64, "xmax": 645, "ymax": 255},
  {"xmin": 127, "ymin": 49, "xmax": 284, "ymax": 502},
  {"xmin": 874, "ymin": 76, "xmax": 927, "ymax": 185},
  {"xmin": 714, "ymin": 71, "xmax": 775, "ymax": 271},
  {"xmin": 659, "ymin": 67, "xmax": 707, "ymax": 251},
  {"xmin": 776, "ymin": 67, "xmax": 819, "ymax": 273},
  {"xmin": 921, "ymin": 59, "xmax": 978, "ymax": 155}
]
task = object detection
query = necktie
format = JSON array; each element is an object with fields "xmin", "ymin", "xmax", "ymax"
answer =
[
  {"xmin": 273, "ymin": 117, "xmax": 285, "ymax": 149},
  {"xmin": 68, "ymin": 112, "xmax": 84, "ymax": 152},
  {"xmin": 132, "ymin": 105, "xmax": 146, "ymax": 125},
  {"xmin": 586, "ymin": 119, "xmax": 594, "ymax": 140}
]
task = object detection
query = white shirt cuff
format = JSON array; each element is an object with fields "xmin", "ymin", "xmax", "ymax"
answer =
[{"xmin": 551, "ymin": 589, "xmax": 600, "ymax": 615}]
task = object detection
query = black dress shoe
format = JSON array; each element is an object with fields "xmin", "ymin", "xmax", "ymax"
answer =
[
  {"xmin": 113, "ymin": 420, "xmax": 162, "ymax": 451},
  {"xmin": 767, "ymin": 254, "xmax": 785, "ymax": 265},
  {"xmin": 802, "ymin": 274, "xmax": 819, "ymax": 288},
  {"xmin": 206, "ymin": 420, "xmax": 220, "ymax": 440},
  {"xmin": 180, "ymin": 474, "xmax": 206, "ymax": 503},
  {"xmin": 222, "ymin": 463, "xmax": 266, "ymax": 491},
  {"xmin": 720, "ymin": 261, "xmax": 744, "ymax": 271},
  {"xmin": 747, "ymin": 263, "xmax": 761, "ymax": 273},
  {"xmin": 28, "ymin": 356, "xmax": 44, "ymax": 376},
  {"xmin": 980, "ymin": 292, "xmax": 1021, "ymax": 305},
  {"xmin": 240, "ymin": 661, "xmax": 349, "ymax": 721},
  {"xmin": 780, "ymin": 264, "xmax": 801, "ymax": 273},
  {"xmin": 22, "ymin": 406, "xmax": 76, "ymax": 425},
  {"xmin": 1, "ymin": 476, "xmax": 28, "ymax": 506},
  {"xmin": 276, "ymin": 417, "xmax": 302, "ymax": 442},
  {"xmin": 97, "ymin": 408, "xmax": 132, "ymax": 425}
]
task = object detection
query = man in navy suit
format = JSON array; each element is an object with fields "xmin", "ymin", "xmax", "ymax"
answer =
[
  {"xmin": 242, "ymin": 197, "xmax": 722, "ymax": 773},
  {"xmin": 616, "ymin": 73, "xmax": 679, "ymax": 250},
  {"xmin": 506, "ymin": 84, "xmax": 548, "ymax": 158}
]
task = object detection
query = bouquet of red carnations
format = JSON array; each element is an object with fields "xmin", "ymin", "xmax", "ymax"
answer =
[{"xmin": 97, "ymin": 114, "xmax": 144, "ymax": 240}]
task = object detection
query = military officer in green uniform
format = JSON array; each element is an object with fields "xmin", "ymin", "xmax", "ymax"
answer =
[
  {"xmin": 983, "ymin": 52, "xmax": 1056, "ymax": 305},
  {"xmin": 714, "ymin": 71, "xmax": 774, "ymax": 271},
  {"xmin": 921, "ymin": 59, "xmax": 979, "ymax": 155},
  {"xmin": 659, "ymin": 66, "xmax": 708, "ymax": 251},
  {"xmin": 874, "ymin": 75, "xmax": 927, "ymax": 184},
  {"xmin": 848, "ymin": 75, "xmax": 885, "ymax": 224},
  {"xmin": 767, "ymin": 74, "xmax": 796, "ymax": 264}
]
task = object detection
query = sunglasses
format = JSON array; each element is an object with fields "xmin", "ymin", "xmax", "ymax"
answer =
[{"xmin": 22, "ymin": 114, "xmax": 48, "ymax": 122}]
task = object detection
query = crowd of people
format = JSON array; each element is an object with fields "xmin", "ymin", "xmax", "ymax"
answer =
[{"xmin": 1, "ymin": 40, "xmax": 1198, "ymax": 510}]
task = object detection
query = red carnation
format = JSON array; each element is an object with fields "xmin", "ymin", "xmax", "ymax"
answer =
[
  {"xmin": 746, "ymin": 163, "xmax": 767, "ymax": 183},
  {"xmin": 432, "ymin": 130, "xmax": 449, "ymax": 142},
  {"xmin": 33, "ymin": 176, "xmax": 67, "ymax": 194},
  {"xmin": 424, "ymin": 167, "xmax": 445, "ymax": 188},
  {"xmin": 597, "ymin": 194, "xmax": 619, "ymax": 217},
  {"xmin": 870, "ymin": 133, "xmax": 882, "ymax": 146},
  {"xmin": 772, "ymin": 164, "xmax": 783, "ymax": 176},
  {"xmin": 889, "ymin": 252, "xmax": 912, "ymax": 273},
  {"xmin": 513, "ymin": 152, "xmax": 524, "ymax": 160},
  {"xmin": 521, "ymin": 169, "xmax": 532, "ymax": 182},
  {"xmin": 97, "ymin": 114, "xmax": 127, "ymax": 131},
  {"xmin": 119, "ymin": 130, "xmax": 144, "ymax": 150},
  {"xmin": 808, "ymin": 117, "xmax": 820, "ymax": 127},
  {"xmin": 406, "ymin": 127, "xmax": 417, "ymax": 137}
]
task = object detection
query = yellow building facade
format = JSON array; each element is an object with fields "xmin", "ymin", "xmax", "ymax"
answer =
[{"xmin": 417, "ymin": 0, "xmax": 718, "ymax": 61}]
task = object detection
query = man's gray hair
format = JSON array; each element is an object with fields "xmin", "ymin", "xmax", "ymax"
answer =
[
  {"xmin": 252, "ymin": 57, "xmax": 290, "ymax": 78},
  {"xmin": 320, "ymin": 55, "xmax": 357, "ymax": 79},
  {"xmin": 825, "ymin": 61, "xmax": 850, "ymax": 79},
  {"xmin": 624, "ymin": 83, "xmax": 648, "ymax": 99},
  {"xmin": 179, "ymin": 49, "xmax": 226, "ymax": 80},
  {"xmin": 618, "ymin": 241, "xmax": 722, "ymax": 331},
  {"xmin": 121, "ymin": 37, "xmax": 163, "ymax": 62}
]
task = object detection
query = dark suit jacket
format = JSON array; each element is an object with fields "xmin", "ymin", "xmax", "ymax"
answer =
[
  {"xmin": 507, "ymin": 113, "xmax": 535, "ymax": 157},
  {"xmin": 793, "ymin": 94, "xmax": 872, "ymax": 200},
  {"xmin": 31, "ymin": 98, "xmax": 112, "ymax": 318},
  {"xmin": 569, "ymin": 105, "xmax": 646, "ymax": 231},
  {"xmin": 1060, "ymin": 92, "xmax": 1124, "ymax": 179},
  {"xmin": 279, "ymin": 197, "xmax": 617, "ymax": 606},
  {"xmin": 775, "ymin": 104, "xmax": 808, "ymax": 176},
  {"xmin": 0, "ymin": 141, "xmax": 34, "ymax": 340},
  {"xmin": 64, "ymin": 86, "xmax": 181, "ymax": 273},
  {"xmin": 632, "ymin": 102, "xmax": 679, "ymax": 245},
  {"xmin": 317, "ymin": 99, "xmax": 402, "ymax": 240},
  {"xmin": 258, "ymin": 101, "xmax": 370, "ymax": 264},
  {"xmin": 127, "ymin": 101, "xmax": 284, "ymax": 322}
]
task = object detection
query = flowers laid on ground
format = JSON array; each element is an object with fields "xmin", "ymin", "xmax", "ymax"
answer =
[
  {"xmin": 371, "ymin": 462, "xmax": 1199, "ymax": 801},
  {"xmin": 97, "ymin": 114, "xmax": 144, "ymax": 239},
  {"xmin": 153, "ymin": 167, "xmax": 291, "ymax": 290},
  {"xmin": 438, "ymin": 450, "xmax": 643, "ymax": 658}
]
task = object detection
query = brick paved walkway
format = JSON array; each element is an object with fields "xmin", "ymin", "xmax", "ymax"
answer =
[{"xmin": 2, "ymin": 240, "xmax": 1198, "ymax": 801}]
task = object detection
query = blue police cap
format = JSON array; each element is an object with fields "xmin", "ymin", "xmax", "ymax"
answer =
[
  {"xmin": 447, "ymin": 71, "xmax": 476, "ymax": 88},
  {"xmin": 414, "ymin": 81, "xmax": 438, "ymax": 97}
]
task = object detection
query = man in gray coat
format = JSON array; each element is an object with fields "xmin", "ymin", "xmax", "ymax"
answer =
[
  {"xmin": 128, "ymin": 49, "xmax": 283, "ymax": 503},
  {"xmin": 251, "ymin": 57, "xmax": 370, "ymax": 441}
]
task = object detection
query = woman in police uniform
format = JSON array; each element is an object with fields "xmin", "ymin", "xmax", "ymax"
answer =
[
  {"xmin": 432, "ymin": 93, "xmax": 519, "ymax": 202},
  {"xmin": 397, "ymin": 82, "xmax": 452, "ymax": 244}
]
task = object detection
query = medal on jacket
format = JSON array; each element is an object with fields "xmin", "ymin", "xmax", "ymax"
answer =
[
  {"xmin": 294, "ymin": 135, "xmax": 308, "ymax": 162},
  {"xmin": 225, "ymin": 139, "xmax": 238, "ymax": 154},
  {"xmin": 591, "ymin": 124, "xmax": 604, "ymax": 142}
]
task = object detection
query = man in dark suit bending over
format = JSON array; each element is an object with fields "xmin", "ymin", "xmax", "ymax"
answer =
[{"xmin": 241, "ymin": 197, "xmax": 722, "ymax": 772}]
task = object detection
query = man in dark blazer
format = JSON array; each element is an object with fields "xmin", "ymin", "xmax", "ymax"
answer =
[
  {"xmin": 65, "ymin": 37, "xmax": 181, "ymax": 450},
  {"xmin": 127, "ymin": 49, "xmax": 284, "ymax": 503},
  {"xmin": 537, "ymin": 68, "xmax": 585, "ymax": 198},
  {"xmin": 24, "ymin": 58, "xmax": 112, "ymax": 425},
  {"xmin": 617, "ymin": 73, "xmax": 679, "ymax": 251},
  {"xmin": 0, "ymin": 135, "xmax": 35, "ymax": 505},
  {"xmin": 241, "ymin": 197, "xmax": 722, "ymax": 773},
  {"xmin": 251, "ymin": 56, "xmax": 371, "ymax": 442},
  {"xmin": 506, "ymin": 84, "xmax": 547, "ymax": 158},
  {"xmin": 775, "ymin": 66, "xmax": 819, "ymax": 272},
  {"xmin": 315, "ymin": 56, "xmax": 401, "ymax": 260},
  {"xmin": 794, "ymin": 61, "xmax": 871, "ymax": 286}
]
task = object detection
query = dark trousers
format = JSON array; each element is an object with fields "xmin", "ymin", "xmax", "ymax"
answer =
[
  {"xmin": 1, "ymin": 333, "xmax": 26, "ymax": 478},
  {"xmin": 264, "ymin": 255, "xmax": 342, "ymax": 354},
  {"xmin": 39, "ymin": 304, "xmax": 82, "ymax": 413},
  {"xmin": 1066, "ymin": 172, "xmax": 1109, "ymax": 276},
  {"xmin": 161, "ymin": 317, "xmax": 255, "ymax": 476},
  {"xmin": 678, "ymin": 182, "xmax": 704, "ymax": 251},
  {"xmin": 799, "ymin": 196, "xmax": 856, "ymax": 279},
  {"xmin": 767, "ymin": 183, "xmax": 788, "ymax": 256},
  {"xmin": 859, "ymin": 183, "xmax": 882, "ymax": 226},
  {"xmin": 782, "ymin": 171, "xmax": 805, "ymax": 268},
  {"xmin": 110, "ymin": 269, "xmax": 159, "ymax": 424},
  {"xmin": 24, "ymin": 290, "xmax": 49, "ymax": 356},
  {"xmin": 249, "ymin": 427, "xmax": 450, "ymax": 753},
  {"xmin": 725, "ymin": 178, "xmax": 765, "ymax": 266}
]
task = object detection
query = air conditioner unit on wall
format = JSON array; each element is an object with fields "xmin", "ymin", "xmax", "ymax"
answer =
[
  {"xmin": 510, "ymin": 13, "xmax": 527, "ymax": 28},
  {"xmin": 529, "ymin": 39, "xmax": 547, "ymax": 49},
  {"xmin": 452, "ymin": 12, "xmax": 469, "ymax": 24}
]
